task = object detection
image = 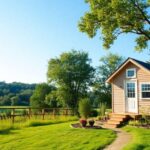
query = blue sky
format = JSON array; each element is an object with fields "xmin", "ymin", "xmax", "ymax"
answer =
[{"xmin": 0, "ymin": 0, "xmax": 149, "ymax": 83}]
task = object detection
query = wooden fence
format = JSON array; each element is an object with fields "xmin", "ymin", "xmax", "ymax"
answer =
[{"xmin": 0, "ymin": 107, "xmax": 75, "ymax": 123}]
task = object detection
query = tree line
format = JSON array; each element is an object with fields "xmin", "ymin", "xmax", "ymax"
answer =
[{"xmin": 0, "ymin": 82, "xmax": 36, "ymax": 106}]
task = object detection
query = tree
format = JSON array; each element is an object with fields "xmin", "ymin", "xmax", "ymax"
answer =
[
  {"xmin": 45, "ymin": 91, "xmax": 60, "ymax": 108},
  {"xmin": 11, "ymin": 96, "xmax": 19, "ymax": 106},
  {"xmin": 30, "ymin": 83, "xmax": 55, "ymax": 108},
  {"xmin": 47, "ymin": 50, "xmax": 95, "ymax": 109},
  {"xmin": 93, "ymin": 53, "xmax": 124, "ymax": 107},
  {"xmin": 79, "ymin": 0, "xmax": 150, "ymax": 51}
]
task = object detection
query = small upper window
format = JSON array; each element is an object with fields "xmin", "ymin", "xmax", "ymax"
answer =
[
  {"xmin": 126, "ymin": 68, "xmax": 136, "ymax": 78},
  {"xmin": 141, "ymin": 83, "xmax": 150, "ymax": 99}
]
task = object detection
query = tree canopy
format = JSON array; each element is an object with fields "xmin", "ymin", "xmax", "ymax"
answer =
[
  {"xmin": 30, "ymin": 83, "xmax": 56, "ymax": 108},
  {"xmin": 47, "ymin": 50, "xmax": 95, "ymax": 109},
  {"xmin": 79, "ymin": 0, "xmax": 150, "ymax": 51},
  {"xmin": 0, "ymin": 82, "xmax": 36, "ymax": 106},
  {"xmin": 93, "ymin": 53, "xmax": 124, "ymax": 107}
]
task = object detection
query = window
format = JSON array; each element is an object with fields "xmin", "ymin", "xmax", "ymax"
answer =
[
  {"xmin": 126, "ymin": 68, "xmax": 136, "ymax": 78},
  {"xmin": 127, "ymin": 83, "xmax": 135, "ymax": 98},
  {"xmin": 141, "ymin": 83, "xmax": 150, "ymax": 99}
]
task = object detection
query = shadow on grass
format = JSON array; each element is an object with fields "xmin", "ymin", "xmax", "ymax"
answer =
[
  {"xmin": 124, "ymin": 144, "xmax": 146, "ymax": 150},
  {"xmin": 0, "ymin": 126, "xmax": 20, "ymax": 135},
  {"xmin": 0, "ymin": 127, "xmax": 14, "ymax": 134},
  {"xmin": 27, "ymin": 120, "xmax": 77, "ymax": 127}
]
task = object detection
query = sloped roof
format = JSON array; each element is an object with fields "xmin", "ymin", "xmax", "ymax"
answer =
[
  {"xmin": 131, "ymin": 58, "xmax": 150, "ymax": 70},
  {"xmin": 106, "ymin": 57, "xmax": 150, "ymax": 83}
]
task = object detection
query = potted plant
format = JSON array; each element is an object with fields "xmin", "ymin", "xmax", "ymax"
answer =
[
  {"xmin": 89, "ymin": 119, "xmax": 95, "ymax": 127},
  {"xmin": 78, "ymin": 98, "xmax": 91, "ymax": 127},
  {"xmin": 80, "ymin": 119, "xmax": 87, "ymax": 127}
]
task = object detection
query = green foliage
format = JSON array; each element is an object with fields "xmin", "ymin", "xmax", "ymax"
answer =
[
  {"xmin": 0, "ymin": 82, "xmax": 36, "ymax": 106},
  {"xmin": 45, "ymin": 91, "xmax": 61, "ymax": 108},
  {"xmin": 99, "ymin": 103, "xmax": 107, "ymax": 117},
  {"xmin": 78, "ymin": 98, "xmax": 91, "ymax": 119},
  {"xmin": 30, "ymin": 83, "xmax": 56, "ymax": 108},
  {"xmin": 79, "ymin": 0, "xmax": 150, "ymax": 51},
  {"xmin": 89, "ymin": 109, "xmax": 98, "ymax": 117},
  {"xmin": 128, "ymin": 120, "xmax": 141, "ymax": 126},
  {"xmin": 47, "ymin": 50, "xmax": 95, "ymax": 108},
  {"xmin": 93, "ymin": 53, "xmax": 124, "ymax": 107}
]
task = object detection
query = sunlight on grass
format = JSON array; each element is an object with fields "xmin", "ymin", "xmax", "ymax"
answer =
[
  {"xmin": 0, "ymin": 121, "xmax": 116, "ymax": 150},
  {"xmin": 0, "ymin": 116, "xmax": 78, "ymax": 132},
  {"xmin": 123, "ymin": 126, "xmax": 150, "ymax": 150}
]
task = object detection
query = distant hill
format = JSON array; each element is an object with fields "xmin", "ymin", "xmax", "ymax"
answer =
[{"xmin": 0, "ymin": 81, "xmax": 36, "ymax": 106}]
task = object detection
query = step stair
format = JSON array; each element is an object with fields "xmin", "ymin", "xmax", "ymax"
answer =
[{"xmin": 104, "ymin": 113, "xmax": 130, "ymax": 128}]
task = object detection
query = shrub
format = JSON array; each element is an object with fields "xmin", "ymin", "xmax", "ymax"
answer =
[
  {"xmin": 99, "ymin": 103, "xmax": 106, "ymax": 117},
  {"xmin": 78, "ymin": 98, "xmax": 91, "ymax": 119},
  {"xmin": 90, "ymin": 109, "xmax": 98, "ymax": 117},
  {"xmin": 128, "ymin": 120, "xmax": 141, "ymax": 126}
]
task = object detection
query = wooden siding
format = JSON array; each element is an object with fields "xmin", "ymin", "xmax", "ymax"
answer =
[
  {"xmin": 111, "ymin": 62, "xmax": 150, "ymax": 114},
  {"xmin": 137, "ymin": 66, "xmax": 150, "ymax": 114}
]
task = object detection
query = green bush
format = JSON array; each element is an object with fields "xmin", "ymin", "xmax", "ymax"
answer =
[
  {"xmin": 78, "ymin": 98, "xmax": 91, "ymax": 119},
  {"xmin": 90, "ymin": 109, "xmax": 98, "ymax": 117},
  {"xmin": 128, "ymin": 120, "xmax": 141, "ymax": 126},
  {"xmin": 99, "ymin": 103, "xmax": 106, "ymax": 117}
]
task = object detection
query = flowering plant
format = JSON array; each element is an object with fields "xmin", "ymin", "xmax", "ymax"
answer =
[{"xmin": 80, "ymin": 119, "xmax": 87, "ymax": 127}]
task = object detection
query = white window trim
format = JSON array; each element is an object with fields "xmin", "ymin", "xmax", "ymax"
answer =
[
  {"xmin": 140, "ymin": 82, "xmax": 150, "ymax": 100},
  {"xmin": 126, "ymin": 68, "xmax": 136, "ymax": 78}
]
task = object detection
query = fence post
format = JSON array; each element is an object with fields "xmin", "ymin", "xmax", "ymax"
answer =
[
  {"xmin": 73, "ymin": 108, "xmax": 75, "ymax": 116},
  {"xmin": 12, "ymin": 108, "xmax": 15, "ymax": 124},
  {"xmin": 63, "ymin": 108, "xmax": 65, "ymax": 116},
  {"xmin": 53, "ymin": 108, "xmax": 55, "ymax": 118},
  {"xmin": 65, "ymin": 109, "xmax": 68, "ymax": 116},
  {"xmin": 42, "ymin": 109, "xmax": 45, "ymax": 120},
  {"xmin": 28, "ymin": 108, "xmax": 31, "ymax": 119}
]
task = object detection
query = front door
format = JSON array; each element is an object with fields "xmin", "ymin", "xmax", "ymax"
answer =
[{"xmin": 125, "ymin": 81, "xmax": 137, "ymax": 113}]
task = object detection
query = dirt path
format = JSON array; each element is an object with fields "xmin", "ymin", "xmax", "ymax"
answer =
[{"xmin": 104, "ymin": 128, "xmax": 131, "ymax": 150}]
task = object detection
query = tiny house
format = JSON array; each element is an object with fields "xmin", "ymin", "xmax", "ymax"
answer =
[{"xmin": 106, "ymin": 58, "xmax": 150, "ymax": 115}]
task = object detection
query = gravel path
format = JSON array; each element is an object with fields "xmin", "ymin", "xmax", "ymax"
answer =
[{"xmin": 104, "ymin": 128, "xmax": 131, "ymax": 150}]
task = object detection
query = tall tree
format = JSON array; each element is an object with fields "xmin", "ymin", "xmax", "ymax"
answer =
[
  {"xmin": 47, "ymin": 50, "xmax": 95, "ymax": 109},
  {"xmin": 30, "ymin": 83, "xmax": 55, "ymax": 108},
  {"xmin": 79, "ymin": 0, "xmax": 150, "ymax": 51},
  {"xmin": 93, "ymin": 53, "xmax": 124, "ymax": 107}
]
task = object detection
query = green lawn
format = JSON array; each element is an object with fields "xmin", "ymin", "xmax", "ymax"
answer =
[
  {"xmin": 0, "ymin": 122, "xmax": 116, "ymax": 150},
  {"xmin": 123, "ymin": 126, "xmax": 150, "ymax": 150}
]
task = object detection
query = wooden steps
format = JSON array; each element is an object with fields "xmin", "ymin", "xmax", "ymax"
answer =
[{"xmin": 104, "ymin": 114, "xmax": 130, "ymax": 128}]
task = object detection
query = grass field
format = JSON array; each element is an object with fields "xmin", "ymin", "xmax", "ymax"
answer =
[
  {"xmin": 123, "ymin": 126, "xmax": 150, "ymax": 150},
  {"xmin": 0, "ymin": 116, "xmax": 78, "ymax": 132},
  {"xmin": 0, "ymin": 121, "xmax": 116, "ymax": 150}
]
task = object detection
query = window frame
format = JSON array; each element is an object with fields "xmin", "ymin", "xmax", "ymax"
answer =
[
  {"xmin": 126, "ymin": 68, "xmax": 136, "ymax": 78},
  {"xmin": 140, "ymin": 82, "xmax": 150, "ymax": 100}
]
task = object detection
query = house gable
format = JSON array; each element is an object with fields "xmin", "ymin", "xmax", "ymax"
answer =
[{"xmin": 106, "ymin": 58, "xmax": 150, "ymax": 83}]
